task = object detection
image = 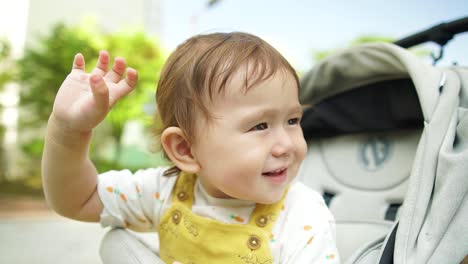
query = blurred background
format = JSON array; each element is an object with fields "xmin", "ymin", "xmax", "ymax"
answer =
[{"xmin": 0, "ymin": 0, "xmax": 466, "ymax": 263}]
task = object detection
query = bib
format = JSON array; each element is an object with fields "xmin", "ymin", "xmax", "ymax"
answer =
[{"xmin": 158, "ymin": 172, "xmax": 287, "ymax": 264}]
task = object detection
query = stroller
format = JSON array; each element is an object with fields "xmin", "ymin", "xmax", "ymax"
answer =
[
  {"xmin": 100, "ymin": 17, "xmax": 468, "ymax": 263},
  {"xmin": 298, "ymin": 17, "xmax": 468, "ymax": 263}
]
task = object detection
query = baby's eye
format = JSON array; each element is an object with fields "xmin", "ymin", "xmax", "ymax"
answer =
[
  {"xmin": 288, "ymin": 118, "xmax": 300, "ymax": 125},
  {"xmin": 250, "ymin": 123, "xmax": 268, "ymax": 131}
]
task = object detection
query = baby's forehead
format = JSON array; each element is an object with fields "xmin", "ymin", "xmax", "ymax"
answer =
[
  {"xmin": 206, "ymin": 61, "xmax": 296, "ymax": 99},
  {"xmin": 205, "ymin": 68, "xmax": 298, "ymax": 114}
]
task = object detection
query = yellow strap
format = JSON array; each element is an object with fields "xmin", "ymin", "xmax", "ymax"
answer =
[
  {"xmin": 248, "ymin": 188, "xmax": 288, "ymax": 233},
  {"xmin": 171, "ymin": 172, "xmax": 196, "ymax": 207}
]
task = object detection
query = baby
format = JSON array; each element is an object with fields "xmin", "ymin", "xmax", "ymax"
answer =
[{"xmin": 42, "ymin": 32, "xmax": 340, "ymax": 263}]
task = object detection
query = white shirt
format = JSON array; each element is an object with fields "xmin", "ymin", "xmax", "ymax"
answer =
[{"xmin": 98, "ymin": 167, "xmax": 340, "ymax": 263}]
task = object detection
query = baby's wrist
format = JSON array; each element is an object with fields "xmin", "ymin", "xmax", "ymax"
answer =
[{"xmin": 47, "ymin": 114, "xmax": 92, "ymax": 149}]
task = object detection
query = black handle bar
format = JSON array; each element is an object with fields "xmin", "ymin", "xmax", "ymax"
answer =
[{"xmin": 394, "ymin": 16, "xmax": 468, "ymax": 48}]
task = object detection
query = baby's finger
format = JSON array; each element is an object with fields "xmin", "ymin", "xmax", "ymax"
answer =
[
  {"xmin": 104, "ymin": 57, "xmax": 126, "ymax": 83},
  {"xmin": 91, "ymin": 50, "xmax": 110, "ymax": 76},
  {"xmin": 109, "ymin": 68, "xmax": 138, "ymax": 107},
  {"xmin": 89, "ymin": 74, "xmax": 110, "ymax": 111},
  {"xmin": 72, "ymin": 53, "xmax": 85, "ymax": 72}
]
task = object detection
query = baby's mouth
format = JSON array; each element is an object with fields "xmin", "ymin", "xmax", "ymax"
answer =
[
  {"xmin": 262, "ymin": 167, "xmax": 287, "ymax": 177},
  {"xmin": 262, "ymin": 167, "xmax": 288, "ymax": 184}
]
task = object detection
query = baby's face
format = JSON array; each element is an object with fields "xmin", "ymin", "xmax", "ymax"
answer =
[{"xmin": 191, "ymin": 66, "xmax": 307, "ymax": 204}]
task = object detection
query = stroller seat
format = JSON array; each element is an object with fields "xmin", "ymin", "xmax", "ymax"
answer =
[{"xmin": 299, "ymin": 129, "xmax": 421, "ymax": 261}]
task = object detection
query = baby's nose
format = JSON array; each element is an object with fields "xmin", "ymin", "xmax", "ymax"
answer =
[{"xmin": 271, "ymin": 129, "xmax": 294, "ymax": 157}]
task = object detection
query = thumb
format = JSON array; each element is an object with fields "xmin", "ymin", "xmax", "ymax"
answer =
[{"xmin": 89, "ymin": 74, "xmax": 109, "ymax": 110}]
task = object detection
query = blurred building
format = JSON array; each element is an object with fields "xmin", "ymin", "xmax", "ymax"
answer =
[
  {"xmin": 0, "ymin": 0, "xmax": 162, "ymax": 180},
  {"xmin": 26, "ymin": 0, "xmax": 162, "ymax": 44}
]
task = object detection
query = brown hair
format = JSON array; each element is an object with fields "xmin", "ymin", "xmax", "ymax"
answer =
[{"xmin": 154, "ymin": 32, "xmax": 299, "ymax": 175}]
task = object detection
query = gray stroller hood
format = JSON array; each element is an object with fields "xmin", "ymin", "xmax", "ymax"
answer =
[{"xmin": 300, "ymin": 42, "xmax": 468, "ymax": 263}]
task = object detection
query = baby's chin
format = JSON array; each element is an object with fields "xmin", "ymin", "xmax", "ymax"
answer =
[
  {"xmin": 223, "ymin": 192, "xmax": 282, "ymax": 205},
  {"xmin": 249, "ymin": 192, "xmax": 285, "ymax": 205},
  {"xmin": 222, "ymin": 185, "xmax": 288, "ymax": 204}
]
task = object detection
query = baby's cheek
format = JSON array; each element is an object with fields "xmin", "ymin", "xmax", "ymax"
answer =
[
  {"xmin": 240, "ymin": 144, "xmax": 269, "ymax": 162},
  {"xmin": 296, "ymin": 136, "xmax": 308, "ymax": 161}
]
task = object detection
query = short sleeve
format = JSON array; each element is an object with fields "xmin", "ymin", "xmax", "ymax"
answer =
[
  {"xmin": 97, "ymin": 167, "xmax": 176, "ymax": 232},
  {"xmin": 277, "ymin": 182, "xmax": 340, "ymax": 263}
]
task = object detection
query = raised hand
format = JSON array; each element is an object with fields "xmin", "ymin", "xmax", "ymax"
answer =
[{"xmin": 51, "ymin": 51, "xmax": 138, "ymax": 133}]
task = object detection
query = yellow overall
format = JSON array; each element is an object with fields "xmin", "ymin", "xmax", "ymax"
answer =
[{"xmin": 158, "ymin": 173, "xmax": 286, "ymax": 264}]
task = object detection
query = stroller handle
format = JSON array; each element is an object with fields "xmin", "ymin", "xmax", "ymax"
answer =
[{"xmin": 394, "ymin": 16, "xmax": 468, "ymax": 48}]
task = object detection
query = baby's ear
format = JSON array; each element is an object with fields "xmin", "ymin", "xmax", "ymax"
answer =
[{"xmin": 161, "ymin": 127, "xmax": 200, "ymax": 174}]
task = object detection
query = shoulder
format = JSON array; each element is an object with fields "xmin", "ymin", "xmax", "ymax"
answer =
[
  {"xmin": 98, "ymin": 167, "xmax": 178, "ymax": 196},
  {"xmin": 99, "ymin": 166, "xmax": 170, "ymax": 178},
  {"xmin": 286, "ymin": 181, "xmax": 328, "ymax": 211},
  {"xmin": 99, "ymin": 167, "xmax": 173, "ymax": 182},
  {"xmin": 274, "ymin": 182, "xmax": 339, "ymax": 262},
  {"xmin": 283, "ymin": 181, "xmax": 335, "ymax": 229}
]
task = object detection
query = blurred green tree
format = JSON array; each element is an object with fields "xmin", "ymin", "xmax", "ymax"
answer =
[
  {"xmin": 0, "ymin": 38, "xmax": 15, "ymax": 89},
  {"xmin": 0, "ymin": 38, "xmax": 16, "ymax": 181},
  {"xmin": 103, "ymin": 31, "xmax": 164, "ymax": 161},
  {"xmin": 17, "ymin": 22, "xmax": 165, "ymax": 171}
]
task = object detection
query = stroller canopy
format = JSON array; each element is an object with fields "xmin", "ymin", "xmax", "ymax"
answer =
[{"xmin": 300, "ymin": 42, "xmax": 468, "ymax": 263}]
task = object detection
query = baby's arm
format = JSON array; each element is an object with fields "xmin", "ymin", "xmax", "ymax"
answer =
[{"xmin": 42, "ymin": 51, "xmax": 138, "ymax": 222}]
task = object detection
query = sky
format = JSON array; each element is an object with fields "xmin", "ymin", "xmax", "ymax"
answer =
[
  {"xmin": 0, "ymin": 0, "xmax": 466, "ymax": 71},
  {"xmin": 160, "ymin": 0, "xmax": 468, "ymax": 72}
]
